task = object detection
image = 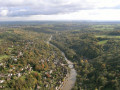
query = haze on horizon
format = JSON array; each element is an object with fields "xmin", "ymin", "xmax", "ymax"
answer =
[{"xmin": 0, "ymin": 0, "xmax": 120, "ymax": 21}]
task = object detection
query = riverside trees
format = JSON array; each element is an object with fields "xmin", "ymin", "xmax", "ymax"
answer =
[{"xmin": 51, "ymin": 30, "xmax": 120, "ymax": 90}]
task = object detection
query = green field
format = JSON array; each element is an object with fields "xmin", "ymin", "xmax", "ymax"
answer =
[
  {"xmin": 0, "ymin": 55, "xmax": 9, "ymax": 61},
  {"xmin": 91, "ymin": 25, "xmax": 114, "ymax": 31},
  {"xmin": 97, "ymin": 40, "xmax": 108, "ymax": 45},
  {"xmin": 96, "ymin": 35, "xmax": 120, "ymax": 39}
]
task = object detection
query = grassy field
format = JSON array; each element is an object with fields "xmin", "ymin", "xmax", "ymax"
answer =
[
  {"xmin": 96, "ymin": 34, "xmax": 120, "ymax": 44},
  {"xmin": 8, "ymin": 47, "xmax": 14, "ymax": 52},
  {"xmin": 97, "ymin": 40, "xmax": 108, "ymax": 45},
  {"xmin": 0, "ymin": 55, "xmax": 9, "ymax": 61},
  {"xmin": 96, "ymin": 35, "xmax": 120, "ymax": 39},
  {"xmin": 91, "ymin": 25, "xmax": 114, "ymax": 31}
]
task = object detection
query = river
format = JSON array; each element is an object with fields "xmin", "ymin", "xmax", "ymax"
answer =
[{"xmin": 48, "ymin": 35, "xmax": 77, "ymax": 90}]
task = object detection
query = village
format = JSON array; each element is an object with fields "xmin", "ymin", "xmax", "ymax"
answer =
[{"xmin": 0, "ymin": 32, "xmax": 68, "ymax": 89}]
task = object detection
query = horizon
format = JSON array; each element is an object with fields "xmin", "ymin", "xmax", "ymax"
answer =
[{"xmin": 1, "ymin": 20, "xmax": 120, "ymax": 22}]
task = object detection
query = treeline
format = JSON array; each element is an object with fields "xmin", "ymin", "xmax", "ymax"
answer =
[
  {"xmin": 108, "ymin": 30, "xmax": 120, "ymax": 36},
  {"xmin": 51, "ymin": 33, "xmax": 102, "ymax": 60}
]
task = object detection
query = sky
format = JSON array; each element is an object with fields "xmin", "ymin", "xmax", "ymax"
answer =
[{"xmin": 0, "ymin": 0, "xmax": 120, "ymax": 21}]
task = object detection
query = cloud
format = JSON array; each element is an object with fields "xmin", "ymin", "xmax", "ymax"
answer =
[
  {"xmin": 0, "ymin": 0, "xmax": 120, "ymax": 17},
  {"xmin": 0, "ymin": 9, "xmax": 8, "ymax": 16},
  {"xmin": 0, "ymin": 0, "xmax": 120, "ymax": 21}
]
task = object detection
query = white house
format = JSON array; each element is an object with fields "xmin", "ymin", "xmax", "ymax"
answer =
[{"xmin": 0, "ymin": 80, "xmax": 5, "ymax": 84}]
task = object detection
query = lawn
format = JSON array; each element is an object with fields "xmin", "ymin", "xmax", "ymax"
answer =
[
  {"xmin": 0, "ymin": 55, "xmax": 9, "ymax": 61},
  {"xmin": 8, "ymin": 47, "xmax": 14, "ymax": 52},
  {"xmin": 98, "ymin": 40, "xmax": 108, "ymax": 45},
  {"xmin": 96, "ymin": 35, "xmax": 120, "ymax": 39}
]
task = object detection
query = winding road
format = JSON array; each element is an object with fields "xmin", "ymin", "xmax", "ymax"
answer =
[{"xmin": 48, "ymin": 35, "xmax": 77, "ymax": 90}]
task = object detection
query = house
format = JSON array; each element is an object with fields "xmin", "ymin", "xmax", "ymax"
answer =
[
  {"xmin": 0, "ymin": 80, "xmax": 5, "ymax": 84},
  {"xmin": 21, "ymin": 68, "xmax": 24, "ymax": 71},
  {"xmin": 45, "ymin": 84, "xmax": 48, "ymax": 87},
  {"xmin": 61, "ymin": 63, "xmax": 65, "ymax": 66},
  {"xmin": 28, "ymin": 67, "xmax": 32, "ymax": 71},
  {"xmin": 25, "ymin": 66, "xmax": 29, "ymax": 69},
  {"xmin": 0, "ymin": 63, "xmax": 3, "ymax": 66},
  {"xmin": 49, "ymin": 70, "xmax": 53, "ymax": 74},
  {"xmin": 18, "ymin": 52, "xmax": 23, "ymax": 57},
  {"xmin": 13, "ymin": 67, "xmax": 15, "ymax": 69},
  {"xmin": 0, "ymin": 85, "xmax": 4, "ymax": 89},
  {"xmin": 8, "ymin": 73, "xmax": 12, "ymax": 77},
  {"xmin": 41, "ymin": 59, "xmax": 45, "ymax": 63},
  {"xmin": 44, "ymin": 77, "xmax": 46, "ymax": 80},
  {"xmin": 55, "ymin": 87, "xmax": 58, "ymax": 90},
  {"xmin": 13, "ymin": 58, "xmax": 17, "ymax": 62},
  {"xmin": 9, "ymin": 69, "xmax": 13, "ymax": 72},
  {"xmin": 36, "ymin": 85, "xmax": 41, "ymax": 90},
  {"xmin": 47, "ymin": 59, "xmax": 49, "ymax": 62},
  {"xmin": 17, "ymin": 73, "xmax": 21, "ymax": 77}
]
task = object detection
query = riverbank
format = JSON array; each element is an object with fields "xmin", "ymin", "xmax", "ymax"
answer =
[{"xmin": 48, "ymin": 35, "xmax": 77, "ymax": 90}]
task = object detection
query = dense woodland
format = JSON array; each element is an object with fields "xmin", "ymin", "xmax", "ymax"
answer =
[
  {"xmin": 50, "ymin": 23, "xmax": 120, "ymax": 90},
  {"xmin": 0, "ymin": 22, "xmax": 120, "ymax": 90}
]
